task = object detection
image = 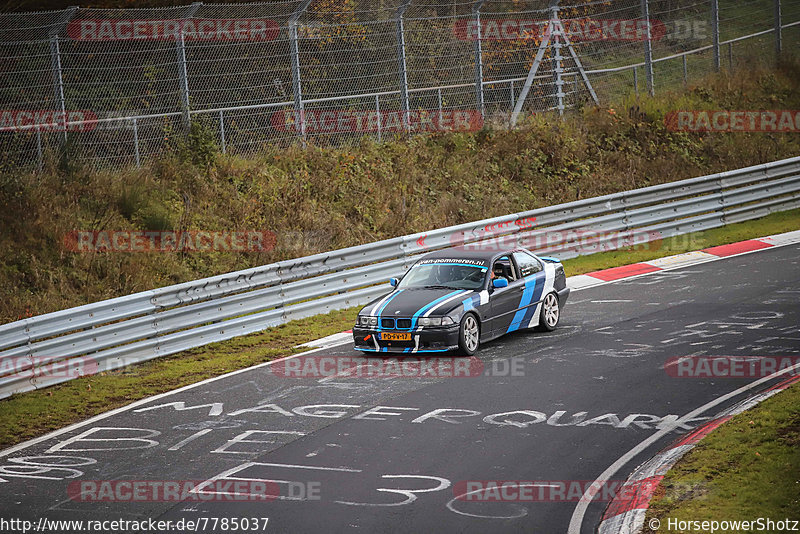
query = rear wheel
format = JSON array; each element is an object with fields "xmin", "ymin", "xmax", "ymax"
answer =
[
  {"xmin": 458, "ymin": 313, "xmax": 480, "ymax": 356},
  {"xmin": 538, "ymin": 292, "xmax": 560, "ymax": 331}
]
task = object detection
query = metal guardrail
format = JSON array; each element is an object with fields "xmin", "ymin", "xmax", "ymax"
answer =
[{"xmin": 1, "ymin": 155, "xmax": 799, "ymax": 399}]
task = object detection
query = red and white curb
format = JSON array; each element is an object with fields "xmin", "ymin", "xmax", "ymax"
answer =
[
  {"xmin": 567, "ymin": 229, "xmax": 800, "ymax": 290},
  {"xmin": 298, "ymin": 229, "xmax": 800, "ymax": 348},
  {"xmin": 597, "ymin": 373, "xmax": 800, "ymax": 534}
]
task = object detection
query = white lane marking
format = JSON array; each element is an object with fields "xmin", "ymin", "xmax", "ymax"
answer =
[
  {"xmin": 590, "ymin": 300, "xmax": 633, "ymax": 303},
  {"xmin": 3, "ymin": 230, "xmax": 798, "ymax": 459},
  {"xmin": 0, "ymin": 342, "xmax": 347, "ymax": 459},
  {"xmin": 566, "ymin": 360, "xmax": 800, "ymax": 534},
  {"xmin": 299, "ymin": 331, "xmax": 354, "ymax": 349},
  {"xmin": 250, "ymin": 462, "xmax": 360, "ymax": 472},
  {"xmin": 167, "ymin": 429, "xmax": 212, "ymax": 451}
]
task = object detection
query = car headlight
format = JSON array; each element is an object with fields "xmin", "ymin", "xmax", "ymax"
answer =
[
  {"xmin": 419, "ymin": 317, "xmax": 452, "ymax": 327},
  {"xmin": 358, "ymin": 315, "xmax": 378, "ymax": 327}
]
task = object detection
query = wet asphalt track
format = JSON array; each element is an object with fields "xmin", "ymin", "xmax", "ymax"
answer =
[{"xmin": 2, "ymin": 243, "xmax": 799, "ymax": 533}]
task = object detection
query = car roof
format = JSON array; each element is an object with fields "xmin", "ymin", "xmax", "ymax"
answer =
[{"xmin": 418, "ymin": 247, "xmax": 519, "ymax": 262}]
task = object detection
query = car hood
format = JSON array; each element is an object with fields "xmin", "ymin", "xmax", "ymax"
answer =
[{"xmin": 361, "ymin": 287, "xmax": 476, "ymax": 318}]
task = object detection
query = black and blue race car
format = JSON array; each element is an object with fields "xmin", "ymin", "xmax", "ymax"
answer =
[{"xmin": 352, "ymin": 248, "xmax": 570, "ymax": 355}]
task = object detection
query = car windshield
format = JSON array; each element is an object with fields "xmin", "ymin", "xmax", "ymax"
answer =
[{"xmin": 397, "ymin": 262, "xmax": 488, "ymax": 290}]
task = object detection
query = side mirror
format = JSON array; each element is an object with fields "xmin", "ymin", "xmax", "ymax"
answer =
[
  {"xmin": 492, "ymin": 278, "xmax": 508, "ymax": 288},
  {"xmin": 389, "ymin": 277, "xmax": 399, "ymax": 287}
]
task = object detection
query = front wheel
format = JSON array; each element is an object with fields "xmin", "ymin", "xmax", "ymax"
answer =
[
  {"xmin": 458, "ymin": 313, "xmax": 480, "ymax": 356},
  {"xmin": 538, "ymin": 292, "xmax": 560, "ymax": 332}
]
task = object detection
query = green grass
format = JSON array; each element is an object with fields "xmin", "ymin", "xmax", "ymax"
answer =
[
  {"xmin": 645, "ymin": 382, "xmax": 800, "ymax": 529},
  {"xmin": 0, "ymin": 307, "xmax": 360, "ymax": 450},
  {"xmin": 1, "ymin": 207, "xmax": 798, "ymax": 451},
  {"xmin": 2, "ymin": 57, "xmax": 800, "ymax": 324},
  {"xmin": 563, "ymin": 207, "xmax": 800, "ymax": 275}
]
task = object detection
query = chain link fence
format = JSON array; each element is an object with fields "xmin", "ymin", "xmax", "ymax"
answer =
[{"xmin": 0, "ymin": 0, "xmax": 797, "ymax": 170}]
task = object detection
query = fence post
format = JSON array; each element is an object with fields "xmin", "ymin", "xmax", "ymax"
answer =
[
  {"xmin": 375, "ymin": 94, "xmax": 382, "ymax": 143},
  {"xmin": 48, "ymin": 6, "xmax": 77, "ymax": 146},
  {"xmin": 711, "ymin": 0, "xmax": 720, "ymax": 71},
  {"xmin": 551, "ymin": 4, "xmax": 564, "ymax": 116},
  {"xmin": 219, "ymin": 110, "xmax": 226, "ymax": 154},
  {"xmin": 396, "ymin": 0, "xmax": 412, "ymax": 133},
  {"xmin": 473, "ymin": 0, "xmax": 487, "ymax": 120},
  {"xmin": 437, "ymin": 88, "xmax": 443, "ymax": 124},
  {"xmin": 633, "ymin": 65, "xmax": 638, "ymax": 96},
  {"xmin": 289, "ymin": 0, "xmax": 313, "ymax": 144},
  {"xmin": 177, "ymin": 3, "xmax": 201, "ymax": 129},
  {"xmin": 682, "ymin": 54, "xmax": 688, "ymax": 86},
  {"xmin": 774, "ymin": 0, "xmax": 782, "ymax": 56},
  {"xmin": 177, "ymin": 32, "xmax": 191, "ymax": 127},
  {"xmin": 728, "ymin": 42, "xmax": 733, "ymax": 70},
  {"xmin": 641, "ymin": 0, "xmax": 654, "ymax": 96},
  {"xmin": 49, "ymin": 36, "xmax": 68, "ymax": 144},
  {"xmin": 132, "ymin": 118, "xmax": 140, "ymax": 168},
  {"xmin": 36, "ymin": 129, "xmax": 43, "ymax": 172}
]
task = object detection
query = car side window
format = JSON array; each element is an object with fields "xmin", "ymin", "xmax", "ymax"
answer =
[
  {"xmin": 491, "ymin": 256, "xmax": 517, "ymax": 282},
  {"xmin": 512, "ymin": 252, "xmax": 543, "ymax": 278}
]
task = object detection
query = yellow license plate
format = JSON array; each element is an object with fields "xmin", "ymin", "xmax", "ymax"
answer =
[{"xmin": 380, "ymin": 332, "xmax": 412, "ymax": 341}]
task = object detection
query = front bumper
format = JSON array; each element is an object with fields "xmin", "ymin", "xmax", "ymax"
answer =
[{"xmin": 352, "ymin": 325, "xmax": 460, "ymax": 353}]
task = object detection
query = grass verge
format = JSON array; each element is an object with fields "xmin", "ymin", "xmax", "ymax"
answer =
[
  {"xmin": 645, "ymin": 382, "xmax": 800, "ymax": 529},
  {"xmin": 1, "ymin": 208, "xmax": 798, "ymax": 450},
  {"xmin": 2, "ymin": 57, "xmax": 799, "ymax": 324}
]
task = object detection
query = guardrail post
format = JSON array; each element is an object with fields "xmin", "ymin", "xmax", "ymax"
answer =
[
  {"xmin": 177, "ymin": 3, "xmax": 201, "ymax": 129},
  {"xmin": 396, "ymin": 0, "xmax": 412, "ymax": 133},
  {"xmin": 473, "ymin": 0, "xmax": 487, "ymax": 120},
  {"xmin": 711, "ymin": 0, "xmax": 720, "ymax": 71},
  {"xmin": 641, "ymin": 0, "xmax": 654, "ymax": 96},
  {"xmin": 219, "ymin": 110, "xmax": 226, "ymax": 154},
  {"xmin": 774, "ymin": 0, "xmax": 782, "ymax": 56},
  {"xmin": 132, "ymin": 118, "xmax": 140, "ymax": 168},
  {"xmin": 289, "ymin": 0, "xmax": 313, "ymax": 145}
]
